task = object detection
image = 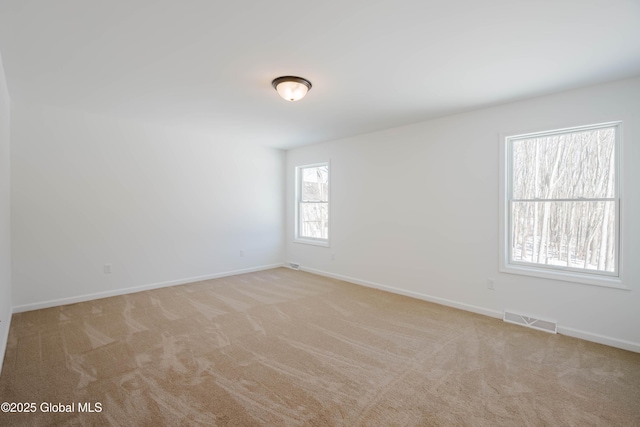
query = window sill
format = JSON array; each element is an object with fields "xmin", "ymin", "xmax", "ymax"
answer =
[
  {"xmin": 294, "ymin": 238, "xmax": 330, "ymax": 247},
  {"xmin": 500, "ymin": 263, "xmax": 628, "ymax": 290}
]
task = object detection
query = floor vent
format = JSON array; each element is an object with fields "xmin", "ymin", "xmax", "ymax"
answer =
[
  {"xmin": 287, "ymin": 262, "xmax": 300, "ymax": 270},
  {"xmin": 503, "ymin": 311, "xmax": 557, "ymax": 334}
]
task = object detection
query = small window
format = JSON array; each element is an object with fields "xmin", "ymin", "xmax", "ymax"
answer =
[
  {"xmin": 295, "ymin": 163, "xmax": 329, "ymax": 246},
  {"xmin": 500, "ymin": 122, "xmax": 622, "ymax": 287}
]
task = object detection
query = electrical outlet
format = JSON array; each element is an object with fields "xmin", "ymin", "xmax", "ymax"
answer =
[
  {"xmin": 330, "ymin": 253, "xmax": 335, "ymax": 261},
  {"xmin": 104, "ymin": 264, "xmax": 112, "ymax": 274},
  {"xmin": 487, "ymin": 278, "xmax": 495, "ymax": 290},
  {"xmin": 240, "ymin": 249, "xmax": 245, "ymax": 257}
]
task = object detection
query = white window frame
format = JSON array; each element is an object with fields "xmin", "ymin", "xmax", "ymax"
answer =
[
  {"xmin": 294, "ymin": 162, "xmax": 330, "ymax": 247},
  {"xmin": 499, "ymin": 122, "xmax": 625, "ymax": 289}
]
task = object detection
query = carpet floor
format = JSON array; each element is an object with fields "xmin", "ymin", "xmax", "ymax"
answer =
[{"xmin": 1, "ymin": 268, "xmax": 639, "ymax": 426}]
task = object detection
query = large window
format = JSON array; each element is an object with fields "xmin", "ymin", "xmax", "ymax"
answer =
[
  {"xmin": 295, "ymin": 163, "xmax": 329, "ymax": 245},
  {"xmin": 501, "ymin": 122, "xmax": 622, "ymax": 287}
]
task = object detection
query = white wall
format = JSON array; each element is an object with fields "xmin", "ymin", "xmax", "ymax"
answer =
[
  {"xmin": 286, "ymin": 76, "xmax": 640, "ymax": 352},
  {"xmin": 0, "ymin": 52, "xmax": 11, "ymax": 372},
  {"xmin": 11, "ymin": 103, "xmax": 285, "ymax": 310}
]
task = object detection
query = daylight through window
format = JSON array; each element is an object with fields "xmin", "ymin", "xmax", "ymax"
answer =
[
  {"xmin": 295, "ymin": 163, "xmax": 329, "ymax": 244},
  {"xmin": 506, "ymin": 122, "xmax": 620, "ymax": 280}
]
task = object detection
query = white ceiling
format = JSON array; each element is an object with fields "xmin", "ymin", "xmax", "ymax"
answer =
[{"xmin": 1, "ymin": 0, "xmax": 639, "ymax": 149}]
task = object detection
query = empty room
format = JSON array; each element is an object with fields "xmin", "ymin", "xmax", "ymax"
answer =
[{"xmin": 1, "ymin": 0, "xmax": 639, "ymax": 425}]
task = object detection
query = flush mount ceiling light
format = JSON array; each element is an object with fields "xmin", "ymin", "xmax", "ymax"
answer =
[{"xmin": 272, "ymin": 76, "xmax": 312, "ymax": 102}]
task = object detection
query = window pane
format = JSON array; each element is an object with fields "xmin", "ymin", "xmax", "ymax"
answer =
[
  {"xmin": 299, "ymin": 202, "xmax": 328, "ymax": 239},
  {"xmin": 511, "ymin": 201, "xmax": 616, "ymax": 273},
  {"xmin": 301, "ymin": 166, "xmax": 329, "ymax": 202},
  {"xmin": 512, "ymin": 127, "xmax": 616, "ymax": 200}
]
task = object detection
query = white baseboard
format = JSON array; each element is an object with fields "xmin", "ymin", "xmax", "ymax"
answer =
[
  {"xmin": 558, "ymin": 326, "xmax": 640, "ymax": 353},
  {"xmin": 9, "ymin": 263, "xmax": 639, "ymax": 354},
  {"xmin": 12, "ymin": 263, "xmax": 284, "ymax": 313},
  {"xmin": 300, "ymin": 266, "xmax": 503, "ymax": 319},
  {"xmin": 301, "ymin": 266, "xmax": 640, "ymax": 354}
]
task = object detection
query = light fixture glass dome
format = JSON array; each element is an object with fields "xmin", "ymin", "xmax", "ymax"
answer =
[{"xmin": 272, "ymin": 76, "xmax": 312, "ymax": 102}]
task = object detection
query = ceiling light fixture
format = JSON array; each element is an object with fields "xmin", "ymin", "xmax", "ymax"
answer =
[{"xmin": 272, "ymin": 76, "xmax": 312, "ymax": 102}]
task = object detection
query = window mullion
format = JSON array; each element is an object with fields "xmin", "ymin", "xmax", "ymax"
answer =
[{"xmin": 512, "ymin": 198, "xmax": 616, "ymax": 203}]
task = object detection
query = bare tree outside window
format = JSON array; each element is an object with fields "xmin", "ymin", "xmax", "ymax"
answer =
[
  {"xmin": 296, "ymin": 164, "xmax": 329, "ymax": 242},
  {"xmin": 508, "ymin": 124, "xmax": 619, "ymax": 276}
]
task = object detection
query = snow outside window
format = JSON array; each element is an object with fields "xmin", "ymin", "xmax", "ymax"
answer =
[
  {"xmin": 500, "ymin": 122, "xmax": 624, "ymax": 288},
  {"xmin": 295, "ymin": 163, "xmax": 329, "ymax": 246}
]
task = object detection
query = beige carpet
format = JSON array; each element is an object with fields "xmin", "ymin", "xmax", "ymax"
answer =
[{"xmin": 1, "ymin": 268, "xmax": 639, "ymax": 426}]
